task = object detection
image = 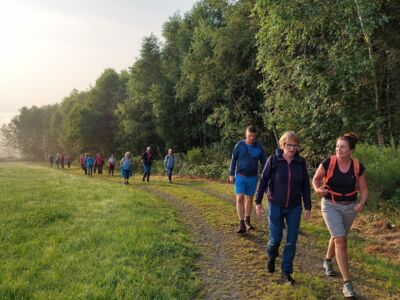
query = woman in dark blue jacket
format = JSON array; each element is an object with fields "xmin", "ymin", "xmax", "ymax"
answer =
[{"xmin": 255, "ymin": 131, "xmax": 311, "ymax": 285}]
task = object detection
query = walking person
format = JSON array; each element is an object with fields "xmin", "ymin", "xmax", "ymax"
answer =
[
  {"xmin": 65, "ymin": 155, "xmax": 71, "ymax": 168},
  {"xmin": 93, "ymin": 153, "xmax": 99, "ymax": 173},
  {"xmin": 255, "ymin": 131, "xmax": 311, "ymax": 285},
  {"xmin": 120, "ymin": 152, "xmax": 133, "ymax": 185},
  {"xmin": 55, "ymin": 154, "xmax": 60, "ymax": 168},
  {"xmin": 96, "ymin": 153, "xmax": 105, "ymax": 175},
  {"xmin": 48, "ymin": 154, "xmax": 54, "ymax": 168},
  {"xmin": 312, "ymin": 133, "xmax": 368, "ymax": 298},
  {"xmin": 60, "ymin": 154, "xmax": 65, "ymax": 169},
  {"xmin": 141, "ymin": 147, "xmax": 154, "ymax": 182},
  {"xmin": 164, "ymin": 149, "xmax": 176, "ymax": 183},
  {"xmin": 229, "ymin": 126, "xmax": 266, "ymax": 233},
  {"xmin": 85, "ymin": 153, "xmax": 94, "ymax": 177},
  {"xmin": 108, "ymin": 154, "xmax": 116, "ymax": 176},
  {"xmin": 80, "ymin": 153, "xmax": 87, "ymax": 175}
]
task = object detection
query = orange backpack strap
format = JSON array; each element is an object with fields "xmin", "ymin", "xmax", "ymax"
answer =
[
  {"xmin": 323, "ymin": 155, "xmax": 336, "ymax": 185},
  {"xmin": 352, "ymin": 158, "xmax": 360, "ymax": 181}
]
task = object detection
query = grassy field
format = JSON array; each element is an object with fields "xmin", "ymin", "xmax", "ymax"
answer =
[{"xmin": 0, "ymin": 163, "xmax": 198, "ymax": 299}]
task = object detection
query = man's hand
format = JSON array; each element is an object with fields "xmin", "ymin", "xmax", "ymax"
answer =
[{"xmin": 229, "ymin": 176, "xmax": 234, "ymax": 184}]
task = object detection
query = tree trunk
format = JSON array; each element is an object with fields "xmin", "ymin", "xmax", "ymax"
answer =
[{"xmin": 354, "ymin": 0, "xmax": 384, "ymax": 146}]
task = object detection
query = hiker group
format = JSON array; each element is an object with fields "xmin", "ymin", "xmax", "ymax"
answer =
[
  {"xmin": 48, "ymin": 153, "xmax": 71, "ymax": 169},
  {"xmin": 229, "ymin": 126, "xmax": 367, "ymax": 298},
  {"xmin": 48, "ymin": 147, "xmax": 176, "ymax": 184}
]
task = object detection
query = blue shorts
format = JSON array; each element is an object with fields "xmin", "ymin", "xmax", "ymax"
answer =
[{"xmin": 234, "ymin": 174, "xmax": 259, "ymax": 196}]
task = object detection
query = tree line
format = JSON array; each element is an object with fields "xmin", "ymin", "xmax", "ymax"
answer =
[{"xmin": 2, "ymin": 0, "xmax": 399, "ymax": 161}]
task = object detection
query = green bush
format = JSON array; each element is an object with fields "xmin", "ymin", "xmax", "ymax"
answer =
[
  {"xmin": 187, "ymin": 147, "xmax": 203, "ymax": 165},
  {"xmin": 354, "ymin": 144, "xmax": 400, "ymax": 205}
]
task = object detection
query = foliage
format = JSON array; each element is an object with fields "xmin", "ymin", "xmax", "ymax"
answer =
[
  {"xmin": 2, "ymin": 0, "xmax": 399, "ymax": 173},
  {"xmin": 354, "ymin": 144, "xmax": 400, "ymax": 204},
  {"xmin": 255, "ymin": 0, "xmax": 400, "ymax": 157}
]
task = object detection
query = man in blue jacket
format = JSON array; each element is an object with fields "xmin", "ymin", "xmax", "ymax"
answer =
[{"xmin": 230, "ymin": 126, "xmax": 266, "ymax": 233}]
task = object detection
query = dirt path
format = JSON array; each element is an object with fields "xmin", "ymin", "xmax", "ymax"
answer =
[{"xmin": 138, "ymin": 185, "xmax": 246, "ymax": 299}]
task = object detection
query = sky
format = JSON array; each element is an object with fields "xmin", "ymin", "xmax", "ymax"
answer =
[{"xmin": 0, "ymin": 0, "xmax": 198, "ymax": 126}]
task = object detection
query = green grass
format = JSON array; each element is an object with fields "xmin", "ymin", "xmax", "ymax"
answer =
[{"xmin": 0, "ymin": 163, "xmax": 199, "ymax": 300}]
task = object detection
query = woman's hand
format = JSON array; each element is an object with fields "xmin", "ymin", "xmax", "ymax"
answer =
[
  {"xmin": 316, "ymin": 186, "xmax": 328, "ymax": 197},
  {"xmin": 354, "ymin": 202, "xmax": 365, "ymax": 213},
  {"xmin": 255, "ymin": 204, "xmax": 263, "ymax": 216},
  {"xmin": 304, "ymin": 210, "xmax": 311, "ymax": 221}
]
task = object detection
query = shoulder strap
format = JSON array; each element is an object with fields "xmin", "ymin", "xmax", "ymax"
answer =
[
  {"xmin": 323, "ymin": 155, "xmax": 336, "ymax": 184},
  {"xmin": 352, "ymin": 158, "xmax": 360, "ymax": 181}
]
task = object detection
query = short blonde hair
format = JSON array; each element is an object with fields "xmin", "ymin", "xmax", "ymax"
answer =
[
  {"xmin": 279, "ymin": 131, "xmax": 300, "ymax": 149},
  {"xmin": 125, "ymin": 151, "xmax": 132, "ymax": 158}
]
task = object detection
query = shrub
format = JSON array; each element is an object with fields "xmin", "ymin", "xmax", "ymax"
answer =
[
  {"xmin": 187, "ymin": 147, "xmax": 203, "ymax": 165},
  {"xmin": 354, "ymin": 144, "xmax": 400, "ymax": 206}
]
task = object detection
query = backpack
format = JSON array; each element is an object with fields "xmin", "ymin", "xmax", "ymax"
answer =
[{"xmin": 322, "ymin": 155, "xmax": 360, "ymax": 204}]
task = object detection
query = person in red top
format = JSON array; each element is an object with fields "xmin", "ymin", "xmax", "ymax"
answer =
[
  {"xmin": 96, "ymin": 153, "xmax": 105, "ymax": 175},
  {"xmin": 65, "ymin": 155, "xmax": 71, "ymax": 168},
  {"xmin": 79, "ymin": 154, "xmax": 87, "ymax": 175},
  {"xmin": 60, "ymin": 154, "xmax": 65, "ymax": 169},
  {"xmin": 141, "ymin": 146, "xmax": 154, "ymax": 182}
]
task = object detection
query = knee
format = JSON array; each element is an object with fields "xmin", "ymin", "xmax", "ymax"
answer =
[
  {"xmin": 333, "ymin": 237, "xmax": 347, "ymax": 249},
  {"xmin": 236, "ymin": 196, "xmax": 245, "ymax": 203},
  {"xmin": 245, "ymin": 196, "xmax": 253, "ymax": 202}
]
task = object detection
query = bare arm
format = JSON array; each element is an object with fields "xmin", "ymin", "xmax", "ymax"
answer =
[
  {"xmin": 312, "ymin": 164, "xmax": 328, "ymax": 197},
  {"xmin": 355, "ymin": 173, "xmax": 368, "ymax": 212}
]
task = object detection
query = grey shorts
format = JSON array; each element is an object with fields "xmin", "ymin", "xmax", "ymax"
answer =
[{"xmin": 321, "ymin": 199, "xmax": 356, "ymax": 237}]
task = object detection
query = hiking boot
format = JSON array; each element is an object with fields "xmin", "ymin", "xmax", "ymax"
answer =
[
  {"xmin": 281, "ymin": 273, "xmax": 295, "ymax": 285},
  {"xmin": 267, "ymin": 258, "xmax": 275, "ymax": 273},
  {"xmin": 245, "ymin": 217, "xmax": 254, "ymax": 231},
  {"xmin": 343, "ymin": 281, "xmax": 357, "ymax": 298},
  {"xmin": 323, "ymin": 258, "xmax": 336, "ymax": 276},
  {"xmin": 236, "ymin": 220, "xmax": 246, "ymax": 234}
]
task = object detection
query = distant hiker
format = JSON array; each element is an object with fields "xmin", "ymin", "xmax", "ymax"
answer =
[
  {"xmin": 80, "ymin": 153, "xmax": 87, "ymax": 175},
  {"xmin": 255, "ymin": 131, "xmax": 311, "ymax": 285},
  {"xmin": 96, "ymin": 153, "xmax": 105, "ymax": 175},
  {"xmin": 312, "ymin": 132, "xmax": 368, "ymax": 298},
  {"xmin": 120, "ymin": 152, "xmax": 133, "ymax": 185},
  {"xmin": 93, "ymin": 153, "xmax": 100, "ymax": 173},
  {"xmin": 141, "ymin": 146, "xmax": 154, "ymax": 182},
  {"xmin": 85, "ymin": 153, "xmax": 94, "ymax": 177},
  {"xmin": 164, "ymin": 149, "xmax": 175, "ymax": 183},
  {"xmin": 60, "ymin": 154, "xmax": 65, "ymax": 169},
  {"xmin": 65, "ymin": 155, "xmax": 71, "ymax": 168},
  {"xmin": 108, "ymin": 154, "xmax": 116, "ymax": 176},
  {"xmin": 55, "ymin": 154, "xmax": 60, "ymax": 168},
  {"xmin": 229, "ymin": 126, "xmax": 266, "ymax": 233},
  {"xmin": 48, "ymin": 154, "xmax": 54, "ymax": 168}
]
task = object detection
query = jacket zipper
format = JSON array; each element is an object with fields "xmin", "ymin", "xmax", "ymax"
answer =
[{"xmin": 286, "ymin": 162, "xmax": 291, "ymax": 208}]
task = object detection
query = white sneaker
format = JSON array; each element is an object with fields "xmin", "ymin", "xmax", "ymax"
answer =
[{"xmin": 343, "ymin": 281, "xmax": 357, "ymax": 298}]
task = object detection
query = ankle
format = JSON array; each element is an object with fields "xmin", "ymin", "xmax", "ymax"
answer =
[{"xmin": 343, "ymin": 280, "xmax": 351, "ymax": 284}]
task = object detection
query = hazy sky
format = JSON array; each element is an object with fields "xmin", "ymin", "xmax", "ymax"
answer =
[{"xmin": 0, "ymin": 0, "xmax": 198, "ymax": 126}]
